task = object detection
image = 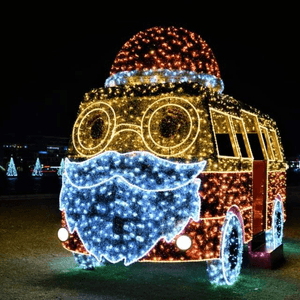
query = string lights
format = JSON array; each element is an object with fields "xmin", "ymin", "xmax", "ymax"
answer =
[
  {"xmin": 110, "ymin": 27, "xmax": 220, "ymax": 79},
  {"xmin": 32, "ymin": 157, "xmax": 43, "ymax": 177},
  {"xmin": 57, "ymin": 158, "xmax": 65, "ymax": 176},
  {"xmin": 6, "ymin": 157, "xmax": 17, "ymax": 177},
  {"xmin": 206, "ymin": 211, "xmax": 243, "ymax": 285},
  {"xmin": 105, "ymin": 69, "xmax": 224, "ymax": 93},
  {"xmin": 60, "ymin": 151, "xmax": 206, "ymax": 266},
  {"xmin": 59, "ymin": 26, "xmax": 287, "ymax": 285},
  {"xmin": 266, "ymin": 197, "xmax": 284, "ymax": 250}
]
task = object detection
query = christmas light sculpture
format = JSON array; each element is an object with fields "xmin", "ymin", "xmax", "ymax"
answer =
[
  {"xmin": 58, "ymin": 26, "xmax": 287, "ymax": 285},
  {"xmin": 6, "ymin": 157, "xmax": 17, "ymax": 177},
  {"xmin": 60, "ymin": 151, "xmax": 206, "ymax": 266},
  {"xmin": 105, "ymin": 69, "xmax": 224, "ymax": 93},
  {"xmin": 206, "ymin": 210, "xmax": 244, "ymax": 285},
  {"xmin": 32, "ymin": 157, "xmax": 43, "ymax": 176},
  {"xmin": 57, "ymin": 158, "xmax": 65, "ymax": 176},
  {"xmin": 266, "ymin": 196, "xmax": 284, "ymax": 250}
]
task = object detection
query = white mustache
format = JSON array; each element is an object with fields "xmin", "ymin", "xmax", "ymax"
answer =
[
  {"xmin": 64, "ymin": 151, "xmax": 206, "ymax": 191},
  {"xmin": 60, "ymin": 151, "xmax": 206, "ymax": 265}
]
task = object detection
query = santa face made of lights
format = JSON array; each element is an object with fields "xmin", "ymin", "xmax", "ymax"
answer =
[{"xmin": 59, "ymin": 27, "xmax": 286, "ymax": 285}]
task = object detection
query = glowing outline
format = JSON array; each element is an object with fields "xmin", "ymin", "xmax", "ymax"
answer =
[
  {"xmin": 210, "ymin": 108, "xmax": 253, "ymax": 160},
  {"xmin": 141, "ymin": 96, "xmax": 200, "ymax": 157},
  {"xmin": 72, "ymin": 102, "xmax": 116, "ymax": 157},
  {"xmin": 220, "ymin": 211, "xmax": 243, "ymax": 285},
  {"xmin": 260, "ymin": 126, "xmax": 275, "ymax": 161},
  {"xmin": 60, "ymin": 151, "xmax": 206, "ymax": 266},
  {"xmin": 148, "ymin": 103, "xmax": 193, "ymax": 149},
  {"xmin": 63, "ymin": 150, "xmax": 206, "ymax": 191},
  {"xmin": 78, "ymin": 108, "xmax": 110, "ymax": 151},
  {"xmin": 241, "ymin": 110, "xmax": 269, "ymax": 161},
  {"xmin": 269, "ymin": 129, "xmax": 283, "ymax": 161},
  {"xmin": 272, "ymin": 198, "xmax": 284, "ymax": 249},
  {"xmin": 105, "ymin": 69, "xmax": 224, "ymax": 93}
]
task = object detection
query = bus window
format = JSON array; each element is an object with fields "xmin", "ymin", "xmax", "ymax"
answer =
[
  {"xmin": 247, "ymin": 134, "xmax": 265, "ymax": 160},
  {"xmin": 261, "ymin": 127, "xmax": 274, "ymax": 160},
  {"xmin": 216, "ymin": 134, "xmax": 235, "ymax": 156},
  {"xmin": 232, "ymin": 117, "xmax": 252, "ymax": 158},
  {"xmin": 241, "ymin": 111, "xmax": 267, "ymax": 160},
  {"xmin": 269, "ymin": 130, "xmax": 283, "ymax": 161},
  {"xmin": 211, "ymin": 110, "xmax": 237, "ymax": 157}
]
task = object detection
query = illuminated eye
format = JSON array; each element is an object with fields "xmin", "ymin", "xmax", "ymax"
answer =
[
  {"xmin": 159, "ymin": 109, "xmax": 188, "ymax": 138},
  {"xmin": 142, "ymin": 97, "xmax": 200, "ymax": 157},
  {"xmin": 160, "ymin": 115, "xmax": 176, "ymax": 138},
  {"xmin": 72, "ymin": 102, "xmax": 116, "ymax": 157},
  {"xmin": 90, "ymin": 116, "xmax": 104, "ymax": 139}
]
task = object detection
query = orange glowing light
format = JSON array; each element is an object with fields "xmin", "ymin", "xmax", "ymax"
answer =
[{"xmin": 110, "ymin": 26, "xmax": 221, "ymax": 78}]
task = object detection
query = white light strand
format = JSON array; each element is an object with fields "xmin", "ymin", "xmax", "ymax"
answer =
[
  {"xmin": 32, "ymin": 157, "xmax": 43, "ymax": 177},
  {"xmin": 266, "ymin": 198, "xmax": 284, "ymax": 250},
  {"xmin": 6, "ymin": 157, "xmax": 18, "ymax": 177},
  {"xmin": 206, "ymin": 211, "xmax": 243, "ymax": 285},
  {"xmin": 60, "ymin": 151, "xmax": 206, "ymax": 266},
  {"xmin": 105, "ymin": 69, "xmax": 224, "ymax": 93}
]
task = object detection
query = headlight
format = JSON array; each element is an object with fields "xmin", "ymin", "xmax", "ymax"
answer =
[
  {"xmin": 58, "ymin": 227, "xmax": 69, "ymax": 242},
  {"xmin": 176, "ymin": 235, "xmax": 192, "ymax": 251}
]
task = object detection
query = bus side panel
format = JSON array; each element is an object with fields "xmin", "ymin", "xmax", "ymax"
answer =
[
  {"xmin": 199, "ymin": 172, "xmax": 252, "ymax": 218},
  {"xmin": 141, "ymin": 172, "xmax": 254, "ymax": 262},
  {"xmin": 140, "ymin": 218, "xmax": 225, "ymax": 262},
  {"xmin": 267, "ymin": 171, "xmax": 287, "ymax": 230},
  {"xmin": 241, "ymin": 208, "xmax": 253, "ymax": 243},
  {"xmin": 61, "ymin": 210, "xmax": 90, "ymax": 255},
  {"xmin": 199, "ymin": 172, "xmax": 253, "ymax": 243}
]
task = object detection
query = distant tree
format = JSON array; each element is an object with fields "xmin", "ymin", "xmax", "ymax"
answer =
[
  {"xmin": 32, "ymin": 157, "xmax": 43, "ymax": 176},
  {"xmin": 57, "ymin": 158, "xmax": 65, "ymax": 176},
  {"xmin": 6, "ymin": 157, "xmax": 17, "ymax": 177}
]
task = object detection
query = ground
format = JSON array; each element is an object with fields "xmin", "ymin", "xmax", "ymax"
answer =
[{"xmin": 0, "ymin": 187, "xmax": 299, "ymax": 300}]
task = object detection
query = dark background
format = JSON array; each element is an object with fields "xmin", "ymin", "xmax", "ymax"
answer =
[
  {"xmin": 0, "ymin": 10, "xmax": 299, "ymax": 299},
  {"xmin": 1, "ymin": 10, "xmax": 299, "ymax": 159}
]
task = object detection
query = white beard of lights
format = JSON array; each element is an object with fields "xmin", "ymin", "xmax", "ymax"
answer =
[{"xmin": 60, "ymin": 151, "xmax": 206, "ymax": 266}]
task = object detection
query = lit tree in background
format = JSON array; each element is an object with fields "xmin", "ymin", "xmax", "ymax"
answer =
[
  {"xmin": 32, "ymin": 157, "xmax": 43, "ymax": 176},
  {"xmin": 57, "ymin": 158, "xmax": 65, "ymax": 176},
  {"xmin": 6, "ymin": 157, "xmax": 17, "ymax": 177}
]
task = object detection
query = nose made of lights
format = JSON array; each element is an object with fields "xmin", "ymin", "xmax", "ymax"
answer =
[
  {"xmin": 58, "ymin": 227, "xmax": 69, "ymax": 242},
  {"xmin": 176, "ymin": 235, "xmax": 192, "ymax": 251}
]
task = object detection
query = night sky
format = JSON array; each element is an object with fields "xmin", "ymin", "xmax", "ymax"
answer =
[{"xmin": 2, "ymin": 13, "xmax": 299, "ymax": 158}]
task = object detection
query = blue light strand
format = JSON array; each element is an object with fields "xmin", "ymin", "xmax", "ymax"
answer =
[
  {"xmin": 32, "ymin": 157, "xmax": 43, "ymax": 177},
  {"xmin": 73, "ymin": 252, "xmax": 107, "ymax": 269},
  {"xmin": 63, "ymin": 151, "xmax": 205, "ymax": 191},
  {"xmin": 6, "ymin": 157, "xmax": 18, "ymax": 177},
  {"xmin": 104, "ymin": 69, "xmax": 224, "ymax": 93},
  {"xmin": 206, "ymin": 211, "xmax": 243, "ymax": 285},
  {"xmin": 266, "ymin": 198, "xmax": 284, "ymax": 250},
  {"xmin": 57, "ymin": 158, "xmax": 65, "ymax": 177},
  {"xmin": 60, "ymin": 151, "xmax": 206, "ymax": 266}
]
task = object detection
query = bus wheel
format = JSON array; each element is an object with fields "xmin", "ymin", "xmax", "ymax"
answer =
[
  {"xmin": 267, "ymin": 199, "xmax": 284, "ymax": 250},
  {"xmin": 206, "ymin": 211, "xmax": 243, "ymax": 285}
]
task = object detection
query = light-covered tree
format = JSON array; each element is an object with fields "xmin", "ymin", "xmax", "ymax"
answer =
[
  {"xmin": 32, "ymin": 157, "xmax": 43, "ymax": 176},
  {"xmin": 6, "ymin": 157, "xmax": 17, "ymax": 177},
  {"xmin": 57, "ymin": 158, "xmax": 65, "ymax": 176}
]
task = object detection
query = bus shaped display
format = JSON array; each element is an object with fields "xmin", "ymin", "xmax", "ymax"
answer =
[{"xmin": 57, "ymin": 27, "xmax": 286, "ymax": 285}]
